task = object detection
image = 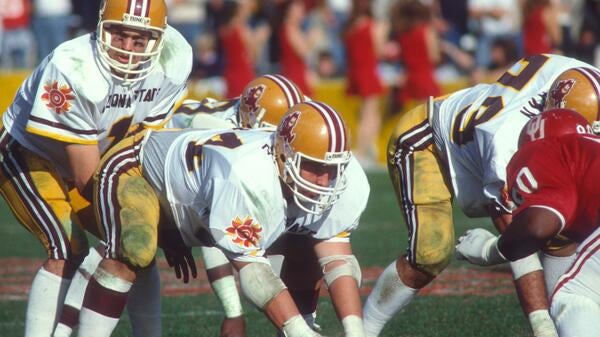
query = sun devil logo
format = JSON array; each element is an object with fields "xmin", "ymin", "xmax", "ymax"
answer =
[
  {"xmin": 549, "ymin": 79, "xmax": 576, "ymax": 108},
  {"xmin": 41, "ymin": 81, "xmax": 75, "ymax": 114},
  {"xmin": 242, "ymin": 84, "xmax": 266, "ymax": 114},
  {"xmin": 225, "ymin": 216, "xmax": 262, "ymax": 248},
  {"xmin": 278, "ymin": 110, "xmax": 301, "ymax": 144}
]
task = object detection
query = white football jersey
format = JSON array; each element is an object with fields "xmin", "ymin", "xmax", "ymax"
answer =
[
  {"xmin": 167, "ymin": 97, "xmax": 241, "ymax": 129},
  {"xmin": 3, "ymin": 25, "xmax": 192, "ymax": 175},
  {"xmin": 430, "ymin": 54, "xmax": 595, "ymax": 217},
  {"xmin": 141, "ymin": 128, "xmax": 369, "ymax": 263}
]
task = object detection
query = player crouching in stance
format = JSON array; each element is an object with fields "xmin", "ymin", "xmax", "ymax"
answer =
[
  {"xmin": 456, "ymin": 108, "xmax": 600, "ymax": 337},
  {"xmin": 75, "ymin": 101, "xmax": 369, "ymax": 337}
]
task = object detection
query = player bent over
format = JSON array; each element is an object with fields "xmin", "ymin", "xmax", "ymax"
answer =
[
  {"xmin": 456, "ymin": 108, "xmax": 600, "ymax": 337},
  {"xmin": 363, "ymin": 54, "xmax": 600, "ymax": 337},
  {"xmin": 77, "ymin": 102, "xmax": 369, "ymax": 336}
]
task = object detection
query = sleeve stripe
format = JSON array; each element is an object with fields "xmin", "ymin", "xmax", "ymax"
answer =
[
  {"xmin": 529, "ymin": 205, "xmax": 566, "ymax": 230},
  {"xmin": 26, "ymin": 126, "xmax": 98, "ymax": 145},
  {"xmin": 29, "ymin": 116, "xmax": 98, "ymax": 135}
]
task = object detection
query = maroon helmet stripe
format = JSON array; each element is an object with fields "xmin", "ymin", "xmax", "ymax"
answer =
[
  {"xmin": 305, "ymin": 101, "xmax": 346, "ymax": 152},
  {"xmin": 265, "ymin": 74, "xmax": 303, "ymax": 107},
  {"xmin": 575, "ymin": 67, "xmax": 600, "ymax": 121}
]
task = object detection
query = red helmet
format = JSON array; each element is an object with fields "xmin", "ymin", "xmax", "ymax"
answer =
[{"xmin": 518, "ymin": 108, "xmax": 594, "ymax": 147}]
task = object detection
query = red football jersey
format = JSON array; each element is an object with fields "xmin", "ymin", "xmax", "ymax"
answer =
[{"xmin": 506, "ymin": 134, "xmax": 600, "ymax": 242}]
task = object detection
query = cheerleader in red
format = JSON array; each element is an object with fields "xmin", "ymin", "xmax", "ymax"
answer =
[
  {"xmin": 523, "ymin": 0, "xmax": 561, "ymax": 56},
  {"xmin": 395, "ymin": 0, "xmax": 440, "ymax": 107},
  {"xmin": 278, "ymin": 0, "xmax": 313, "ymax": 96},
  {"xmin": 343, "ymin": 0, "xmax": 386, "ymax": 168},
  {"xmin": 220, "ymin": 24, "xmax": 255, "ymax": 98},
  {"xmin": 219, "ymin": 0, "xmax": 270, "ymax": 98}
]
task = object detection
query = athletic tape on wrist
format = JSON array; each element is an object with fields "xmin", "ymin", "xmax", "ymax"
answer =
[
  {"xmin": 341, "ymin": 315, "xmax": 365, "ymax": 337},
  {"xmin": 212, "ymin": 275, "xmax": 243, "ymax": 318},
  {"xmin": 510, "ymin": 253, "xmax": 543, "ymax": 280}
]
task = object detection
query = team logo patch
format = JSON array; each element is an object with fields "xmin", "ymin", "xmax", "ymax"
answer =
[
  {"xmin": 225, "ymin": 216, "xmax": 262, "ymax": 248},
  {"xmin": 242, "ymin": 84, "xmax": 266, "ymax": 114},
  {"xmin": 41, "ymin": 81, "xmax": 75, "ymax": 114},
  {"xmin": 278, "ymin": 110, "xmax": 301, "ymax": 144},
  {"xmin": 549, "ymin": 79, "xmax": 575, "ymax": 108}
]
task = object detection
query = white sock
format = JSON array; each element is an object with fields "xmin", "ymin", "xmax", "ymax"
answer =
[
  {"xmin": 363, "ymin": 262, "xmax": 418, "ymax": 337},
  {"xmin": 77, "ymin": 308, "xmax": 122, "ymax": 337},
  {"xmin": 54, "ymin": 249, "xmax": 103, "ymax": 337},
  {"xmin": 77, "ymin": 267, "xmax": 133, "ymax": 337},
  {"xmin": 127, "ymin": 263, "xmax": 161, "ymax": 337},
  {"xmin": 25, "ymin": 267, "xmax": 71, "ymax": 337}
]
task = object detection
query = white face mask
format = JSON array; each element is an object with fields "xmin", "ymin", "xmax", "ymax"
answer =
[
  {"xmin": 281, "ymin": 151, "xmax": 350, "ymax": 215},
  {"xmin": 96, "ymin": 22, "xmax": 164, "ymax": 84}
]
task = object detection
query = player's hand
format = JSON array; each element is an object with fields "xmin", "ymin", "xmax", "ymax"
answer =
[
  {"xmin": 455, "ymin": 228, "xmax": 506, "ymax": 266},
  {"xmin": 220, "ymin": 316, "xmax": 246, "ymax": 337},
  {"xmin": 163, "ymin": 245, "xmax": 197, "ymax": 283},
  {"xmin": 159, "ymin": 229, "xmax": 198, "ymax": 283}
]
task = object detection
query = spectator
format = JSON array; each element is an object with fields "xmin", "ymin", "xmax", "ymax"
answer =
[
  {"xmin": 434, "ymin": 0, "xmax": 469, "ymax": 48},
  {"xmin": 522, "ymin": 0, "xmax": 562, "ymax": 56},
  {"xmin": 468, "ymin": 0, "xmax": 521, "ymax": 69},
  {"xmin": 306, "ymin": 0, "xmax": 347, "ymax": 74},
  {"xmin": 471, "ymin": 37, "xmax": 519, "ymax": 84},
  {"xmin": 166, "ymin": 0, "xmax": 205, "ymax": 48},
  {"xmin": 0, "ymin": 0, "xmax": 35, "ymax": 69},
  {"xmin": 276, "ymin": 0, "xmax": 316, "ymax": 96},
  {"xmin": 219, "ymin": 0, "xmax": 270, "ymax": 98},
  {"xmin": 32, "ymin": 0, "xmax": 73, "ymax": 62},
  {"xmin": 394, "ymin": 0, "xmax": 441, "ymax": 110},
  {"xmin": 343, "ymin": 0, "xmax": 387, "ymax": 168}
]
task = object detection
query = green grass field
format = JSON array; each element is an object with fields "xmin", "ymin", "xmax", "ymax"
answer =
[{"xmin": 0, "ymin": 172, "xmax": 533, "ymax": 336}]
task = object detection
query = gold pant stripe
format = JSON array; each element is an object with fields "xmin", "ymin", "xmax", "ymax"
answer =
[{"xmin": 0, "ymin": 129, "xmax": 85, "ymax": 259}]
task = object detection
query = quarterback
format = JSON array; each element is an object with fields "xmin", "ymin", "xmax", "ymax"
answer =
[
  {"xmin": 363, "ymin": 54, "xmax": 600, "ymax": 337},
  {"xmin": 0, "ymin": 0, "xmax": 191, "ymax": 336},
  {"xmin": 456, "ymin": 109, "xmax": 600, "ymax": 337},
  {"xmin": 76, "ymin": 101, "xmax": 369, "ymax": 337}
]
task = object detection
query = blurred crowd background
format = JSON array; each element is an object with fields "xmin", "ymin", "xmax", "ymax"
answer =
[{"xmin": 1, "ymin": 0, "xmax": 600, "ymax": 167}]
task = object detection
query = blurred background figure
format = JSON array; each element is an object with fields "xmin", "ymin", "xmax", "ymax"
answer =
[
  {"xmin": 219, "ymin": 0, "xmax": 270, "ymax": 98},
  {"xmin": 343, "ymin": 0, "xmax": 387, "ymax": 169},
  {"xmin": 522, "ymin": 0, "xmax": 562, "ymax": 56},
  {"xmin": 393, "ymin": 0, "xmax": 441, "ymax": 112},
  {"xmin": 467, "ymin": 0, "xmax": 521, "ymax": 72},
  {"xmin": 306, "ymin": 0, "xmax": 348, "ymax": 76},
  {"xmin": 275, "ymin": 0, "xmax": 316, "ymax": 96},
  {"xmin": 0, "ymin": 0, "xmax": 35, "ymax": 69},
  {"xmin": 31, "ymin": 0, "xmax": 73, "ymax": 61},
  {"xmin": 166, "ymin": 0, "xmax": 205, "ymax": 51}
]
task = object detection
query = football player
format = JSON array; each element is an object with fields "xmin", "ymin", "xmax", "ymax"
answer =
[
  {"xmin": 456, "ymin": 108, "xmax": 600, "ymax": 337},
  {"xmin": 170, "ymin": 73, "xmax": 306, "ymax": 337},
  {"xmin": 362, "ymin": 54, "xmax": 600, "ymax": 337},
  {"xmin": 76, "ymin": 101, "xmax": 369, "ymax": 337},
  {"xmin": 0, "ymin": 0, "xmax": 192, "ymax": 336},
  {"xmin": 168, "ymin": 73, "xmax": 306, "ymax": 130}
]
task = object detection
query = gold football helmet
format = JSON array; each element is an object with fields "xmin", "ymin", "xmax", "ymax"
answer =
[
  {"xmin": 545, "ymin": 67, "xmax": 600, "ymax": 134},
  {"xmin": 96, "ymin": 0, "xmax": 168, "ymax": 83},
  {"xmin": 239, "ymin": 74, "xmax": 304, "ymax": 129},
  {"xmin": 274, "ymin": 101, "xmax": 351, "ymax": 214}
]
